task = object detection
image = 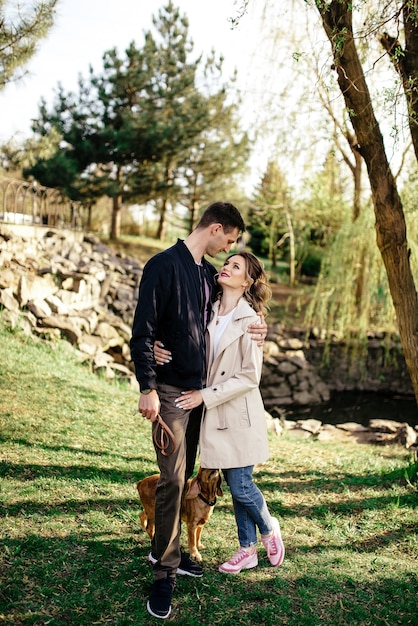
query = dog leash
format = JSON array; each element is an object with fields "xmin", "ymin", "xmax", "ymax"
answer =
[{"xmin": 153, "ymin": 414, "xmax": 176, "ymax": 456}]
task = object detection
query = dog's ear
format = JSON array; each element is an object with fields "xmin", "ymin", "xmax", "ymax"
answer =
[
  {"xmin": 184, "ymin": 476, "xmax": 200, "ymax": 499},
  {"xmin": 216, "ymin": 474, "xmax": 223, "ymax": 497}
]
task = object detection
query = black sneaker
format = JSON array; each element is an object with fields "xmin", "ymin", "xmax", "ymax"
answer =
[
  {"xmin": 148, "ymin": 551, "xmax": 203, "ymax": 578},
  {"xmin": 177, "ymin": 551, "xmax": 203, "ymax": 577},
  {"xmin": 147, "ymin": 576, "xmax": 176, "ymax": 620}
]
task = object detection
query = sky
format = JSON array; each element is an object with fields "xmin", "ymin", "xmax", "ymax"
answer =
[
  {"xmin": 1, "ymin": 1, "xmax": 339, "ymax": 191},
  {"xmin": 2, "ymin": 2, "xmax": 407, "ymax": 193},
  {"xmin": 0, "ymin": 0, "xmax": 257, "ymax": 142}
]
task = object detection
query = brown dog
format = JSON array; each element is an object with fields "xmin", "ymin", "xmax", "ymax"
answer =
[{"xmin": 137, "ymin": 467, "xmax": 222, "ymax": 562}]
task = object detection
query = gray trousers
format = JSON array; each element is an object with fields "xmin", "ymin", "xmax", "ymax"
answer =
[{"xmin": 150, "ymin": 383, "xmax": 202, "ymax": 579}]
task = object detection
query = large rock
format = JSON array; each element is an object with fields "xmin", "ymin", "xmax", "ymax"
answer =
[{"xmin": 18, "ymin": 273, "xmax": 58, "ymax": 305}]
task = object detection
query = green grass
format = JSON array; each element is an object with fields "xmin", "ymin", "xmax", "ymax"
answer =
[{"xmin": 0, "ymin": 320, "xmax": 417, "ymax": 625}]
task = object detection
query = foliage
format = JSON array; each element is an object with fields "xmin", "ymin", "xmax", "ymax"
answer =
[
  {"xmin": 304, "ymin": 175, "xmax": 418, "ymax": 363},
  {"xmin": 176, "ymin": 92, "xmax": 251, "ymax": 233},
  {"xmin": 305, "ymin": 206, "xmax": 397, "ymax": 337},
  {"xmin": 21, "ymin": 2, "xmax": 249, "ymax": 240},
  {"xmin": 399, "ymin": 163, "xmax": 418, "ymax": 220},
  {"xmin": 298, "ymin": 150, "xmax": 348, "ymax": 245},
  {"xmin": 249, "ymin": 161, "xmax": 289, "ymax": 262},
  {"xmin": 249, "ymin": 155, "xmax": 346, "ymax": 283},
  {"xmin": 0, "ymin": 0, "xmax": 58, "ymax": 89},
  {"xmin": 0, "ymin": 319, "xmax": 417, "ymax": 625},
  {"xmin": 298, "ymin": 243, "xmax": 324, "ymax": 277},
  {"xmin": 404, "ymin": 458, "xmax": 418, "ymax": 488},
  {"xmin": 312, "ymin": 0, "xmax": 418, "ymax": 404}
]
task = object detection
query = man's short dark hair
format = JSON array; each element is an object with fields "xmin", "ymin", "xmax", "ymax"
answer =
[{"xmin": 196, "ymin": 202, "xmax": 245, "ymax": 234}]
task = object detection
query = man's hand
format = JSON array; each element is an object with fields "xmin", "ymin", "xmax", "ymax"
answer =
[
  {"xmin": 248, "ymin": 312, "xmax": 268, "ymax": 346},
  {"xmin": 138, "ymin": 389, "xmax": 160, "ymax": 422}
]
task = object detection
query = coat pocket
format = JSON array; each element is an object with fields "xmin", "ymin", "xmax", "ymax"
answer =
[{"xmin": 238, "ymin": 397, "xmax": 251, "ymax": 429}]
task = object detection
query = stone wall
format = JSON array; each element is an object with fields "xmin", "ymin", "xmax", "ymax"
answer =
[
  {"xmin": 0, "ymin": 225, "xmax": 413, "ymax": 404},
  {"xmin": 289, "ymin": 327, "xmax": 413, "ymax": 396},
  {"xmin": 0, "ymin": 227, "xmax": 141, "ymax": 383},
  {"xmin": 1, "ymin": 226, "xmax": 417, "ymax": 450}
]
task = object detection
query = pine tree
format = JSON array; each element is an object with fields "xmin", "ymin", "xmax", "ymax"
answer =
[
  {"xmin": 0, "ymin": 0, "xmax": 58, "ymax": 89},
  {"xmin": 176, "ymin": 68, "xmax": 250, "ymax": 232},
  {"xmin": 24, "ymin": 2, "xmax": 245, "ymax": 240}
]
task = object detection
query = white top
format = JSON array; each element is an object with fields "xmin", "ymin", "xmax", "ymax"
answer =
[{"xmin": 213, "ymin": 307, "xmax": 236, "ymax": 355}]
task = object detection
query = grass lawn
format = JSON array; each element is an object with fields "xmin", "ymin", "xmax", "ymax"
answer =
[{"xmin": 0, "ymin": 320, "xmax": 417, "ymax": 625}]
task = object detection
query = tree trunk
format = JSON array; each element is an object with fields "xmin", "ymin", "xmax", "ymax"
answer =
[
  {"xmin": 87, "ymin": 204, "xmax": 92, "ymax": 230},
  {"xmin": 156, "ymin": 197, "xmax": 168, "ymax": 241},
  {"xmin": 189, "ymin": 199, "xmax": 199, "ymax": 233},
  {"xmin": 318, "ymin": 1, "xmax": 418, "ymax": 403},
  {"xmin": 285, "ymin": 210, "xmax": 295, "ymax": 286},
  {"xmin": 351, "ymin": 145, "xmax": 362, "ymax": 222},
  {"xmin": 269, "ymin": 212, "xmax": 276, "ymax": 269},
  {"xmin": 110, "ymin": 195, "xmax": 121, "ymax": 240}
]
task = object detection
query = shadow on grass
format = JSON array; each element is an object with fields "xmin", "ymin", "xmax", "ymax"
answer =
[
  {"xmin": 1, "ymin": 456, "xmax": 415, "ymax": 519},
  {"xmin": 0, "ymin": 436, "xmax": 150, "ymax": 461},
  {"xmin": 255, "ymin": 467, "xmax": 416, "ymax": 510},
  {"xmin": 0, "ymin": 533, "xmax": 152, "ymax": 625},
  {"xmin": 291, "ymin": 519, "xmax": 417, "ymax": 554},
  {"xmin": 0, "ymin": 435, "xmax": 150, "ymax": 460},
  {"xmin": 1, "ymin": 533, "xmax": 416, "ymax": 626},
  {"xmin": 0, "ymin": 459, "xmax": 152, "ymax": 484},
  {"xmin": 258, "ymin": 466, "xmax": 413, "ymax": 494},
  {"xmin": 1, "ymin": 496, "xmax": 143, "ymax": 518}
]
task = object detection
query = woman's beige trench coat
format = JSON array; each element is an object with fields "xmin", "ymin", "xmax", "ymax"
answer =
[{"xmin": 199, "ymin": 297, "xmax": 269, "ymax": 470}]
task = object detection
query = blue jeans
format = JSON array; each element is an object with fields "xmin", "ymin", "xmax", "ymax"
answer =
[{"xmin": 223, "ymin": 466, "xmax": 273, "ymax": 548}]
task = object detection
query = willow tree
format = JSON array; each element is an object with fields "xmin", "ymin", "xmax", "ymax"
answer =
[
  {"xmin": 307, "ymin": 0, "xmax": 418, "ymax": 402},
  {"xmin": 239, "ymin": 0, "xmax": 418, "ymax": 399}
]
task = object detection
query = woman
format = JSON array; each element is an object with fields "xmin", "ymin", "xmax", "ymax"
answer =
[{"xmin": 175, "ymin": 251, "xmax": 285, "ymax": 574}]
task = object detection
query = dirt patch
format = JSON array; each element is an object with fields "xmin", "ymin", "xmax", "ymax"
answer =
[
  {"xmin": 107, "ymin": 235, "xmax": 314, "ymax": 326},
  {"xmin": 268, "ymin": 280, "xmax": 314, "ymax": 326}
]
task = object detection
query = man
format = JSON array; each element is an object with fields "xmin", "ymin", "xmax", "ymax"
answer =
[{"xmin": 130, "ymin": 202, "xmax": 266, "ymax": 620}]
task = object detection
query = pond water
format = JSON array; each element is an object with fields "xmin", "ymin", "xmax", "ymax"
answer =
[{"xmin": 282, "ymin": 391, "xmax": 418, "ymax": 428}]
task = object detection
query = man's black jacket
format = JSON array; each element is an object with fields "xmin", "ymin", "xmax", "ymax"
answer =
[{"xmin": 130, "ymin": 239, "xmax": 217, "ymax": 392}]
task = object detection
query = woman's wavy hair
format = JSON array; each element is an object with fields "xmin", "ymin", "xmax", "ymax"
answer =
[{"xmin": 219, "ymin": 251, "xmax": 272, "ymax": 317}]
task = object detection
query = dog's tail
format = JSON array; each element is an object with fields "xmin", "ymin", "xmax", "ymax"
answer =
[
  {"xmin": 137, "ymin": 479, "xmax": 149, "ymax": 532},
  {"xmin": 139, "ymin": 510, "xmax": 148, "ymax": 533}
]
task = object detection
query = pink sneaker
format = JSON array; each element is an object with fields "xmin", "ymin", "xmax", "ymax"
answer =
[
  {"xmin": 262, "ymin": 517, "xmax": 285, "ymax": 566},
  {"xmin": 219, "ymin": 547, "xmax": 258, "ymax": 574}
]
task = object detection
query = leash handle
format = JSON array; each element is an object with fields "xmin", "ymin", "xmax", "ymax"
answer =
[{"xmin": 153, "ymin": 414, "xmax": 176, "ymax": 456}]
